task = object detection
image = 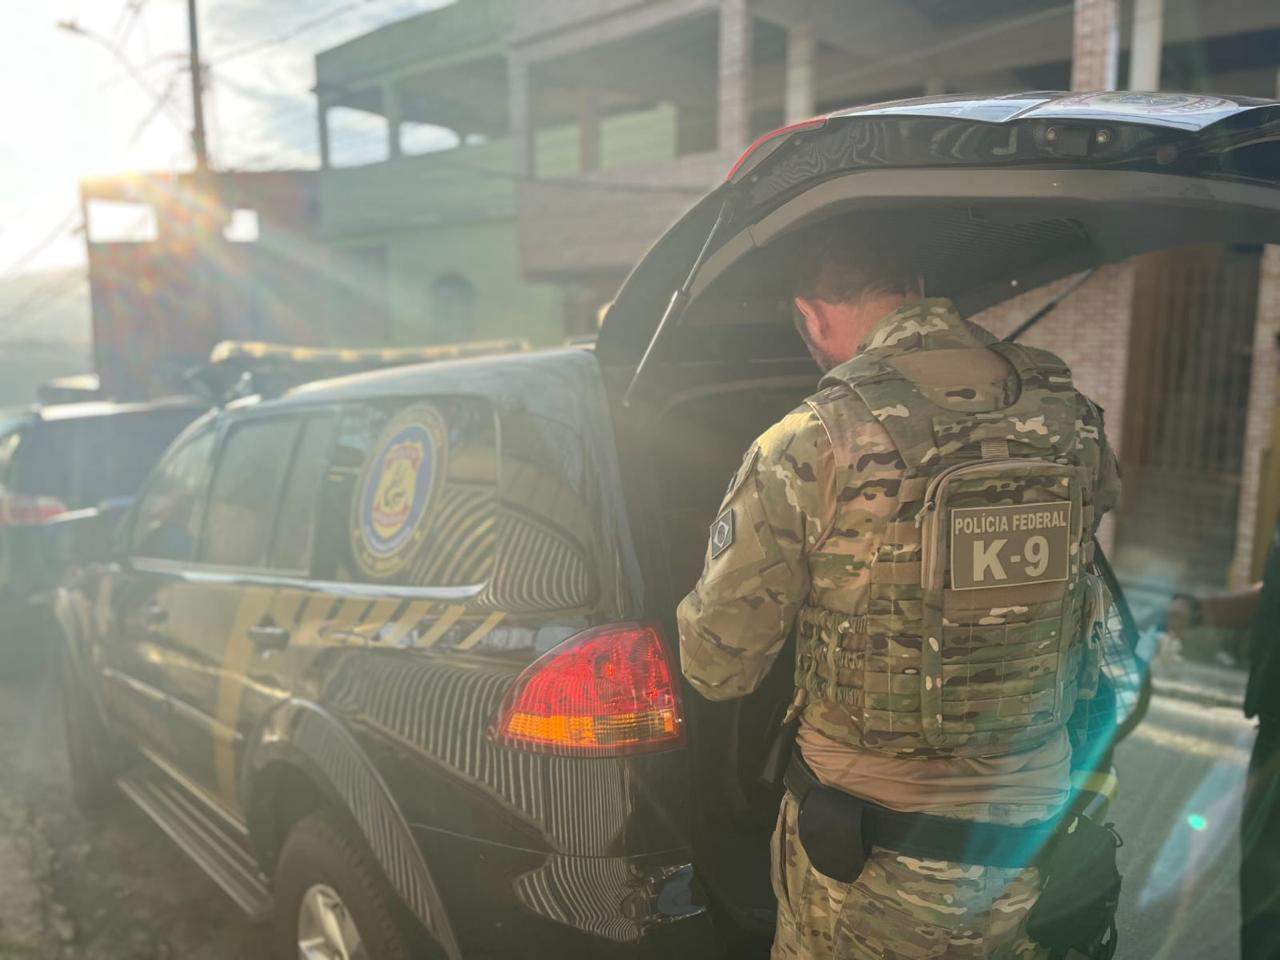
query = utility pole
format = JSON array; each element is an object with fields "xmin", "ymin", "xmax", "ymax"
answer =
[{"xmin": 187, "ymin": 0, "xmax": 209, "ymax": 170}]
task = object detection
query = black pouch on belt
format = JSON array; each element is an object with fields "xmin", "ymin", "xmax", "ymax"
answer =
[
  {"xmin": 796, "ymin": 786, "xmax": 871, "ymax": 884},
  {"xmin": 1026, "ymin": 815, "xmax": 1122, "ymax": 960}
]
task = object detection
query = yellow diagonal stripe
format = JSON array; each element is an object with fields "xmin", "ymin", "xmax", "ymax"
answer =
[
  {"xmin": 456, "ymin": 612, "xmax": 506, "ymax": 650},
  {"xmin": 328, "ymin": 597, "xmax": 366, "ymax": 630},
  {"xmin": 417, "ymin": 605, "xmax": 466, "ymax": 647},
  {"xmin": 361, "ymin": 598, "xmax": 403, "ymax": 633},
  {"xmin": 215, "ymin": 586, "xmax": 275, "ymax": 805},
  {"xmin": 269, "ymin": 590, "xmax": 307, "ymax": 626},
  {"xmin": 380, "ymin": 600, "xmax": 433, "ymax": 647}
]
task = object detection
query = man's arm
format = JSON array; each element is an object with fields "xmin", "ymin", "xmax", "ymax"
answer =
[
  {"xmin": 677, "ymin": 405, "xmax": 835, "ymax": 701},
  {"xmin": 1078, "ymin": 395, "xmax": 1121, "ymax": 530},
  {"xmin": 1169, "ymin": 586, "xmax": 1263, "ymax": 637}
]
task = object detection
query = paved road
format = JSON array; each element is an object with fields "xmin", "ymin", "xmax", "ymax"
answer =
[
  {"xmin": 0, "ymin": 645, "xmax": 1257, "ymax": 959},
  {"xmin": 1113, "ymin": 673, "xmax": 1255, "ymax": 959},
  {"xmin": 0, "ymin": 651, "xmax": 266, "ymax": 960}
]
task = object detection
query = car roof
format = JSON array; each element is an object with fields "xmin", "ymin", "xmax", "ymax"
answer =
[
  {"xmin": 36, "ymin": 395, "xmax": 205, "ymax": 423},
  {"xmin": 253, "ymin": 346, "xmax": 598, "ymax": 412}
]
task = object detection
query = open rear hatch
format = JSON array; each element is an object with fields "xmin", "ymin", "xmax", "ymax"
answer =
[
  {"xmin": 600, "ymin": 91, "xmax": 1280, "ymax": 374},
  {"xmin": 597, "ymin": 90, "xmax": 1280, "ymax": 949}
]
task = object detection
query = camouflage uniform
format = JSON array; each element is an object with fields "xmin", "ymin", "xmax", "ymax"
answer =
[{"xmin": 678, "ymin": 299, "xmax": 1120, "ymax": 960}]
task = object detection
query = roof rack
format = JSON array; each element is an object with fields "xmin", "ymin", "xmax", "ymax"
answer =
[{"xmin": 191, "ymin": 338, "xmax": 532, "ymax": 403}]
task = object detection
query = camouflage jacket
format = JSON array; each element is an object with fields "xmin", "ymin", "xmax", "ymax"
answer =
[{"xmin": 677, "ymin": 299, "xmax": 1121, "ymax": 737}]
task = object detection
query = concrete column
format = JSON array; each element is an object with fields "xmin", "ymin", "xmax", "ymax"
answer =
[
  {"xmin": 317, "ymin": 101, "xmax": 332, "ymax": 169},
  {"xmin": 382, "ymin": 81, "xmax": 402, "ymax": 159},
  {"xmin": 578, "ymin": 90, "xmax": 600, "ymax": 173},
  {"xmin": 509, "ymin": 57, "xmax": 534, "ymax": 178},
  {"xmin": 1230, "ymin": 246, "xmax": 1280, "ymax": 589},
  {"xmin": 718, "ymin": 0, "xmax": 753, "ymax": 153},
  {"xmin": 1128, "ymin": 0, "xmax": 1164, "ymax": 91},
  {"xmin": 784, "ymin": 21, "xmax": 815, "ymax": 124},
  {"xmin": 1070, "ymin": 0, "xmax": 1119, "ymax": 91}
]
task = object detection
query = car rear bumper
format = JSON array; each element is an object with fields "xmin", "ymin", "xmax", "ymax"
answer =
[{"xmin": 411, "ymin": 824, "xmax": 724, "ymax": 959}]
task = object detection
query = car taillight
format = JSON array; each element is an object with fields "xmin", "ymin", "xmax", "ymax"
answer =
[
  {"xmin": 0, "ymin": 494, "xmax": 68, "ymax": 526},
  {"xmin": 493, "ymin": 623, "xmax": 684, "ymax": 757},
  {"xmin": 725, "ymin": 115, "xmax": 829, "ymax": 182}
]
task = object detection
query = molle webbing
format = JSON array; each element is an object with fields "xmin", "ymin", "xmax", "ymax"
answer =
[{"xmin": 798, "ymin": 340, "xmax": 1091, "ymax": 759}]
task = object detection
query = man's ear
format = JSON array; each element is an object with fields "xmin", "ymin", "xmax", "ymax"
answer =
[{"xmin": 794, "ymin": 295, "xmax": 825, "ymax": 337}]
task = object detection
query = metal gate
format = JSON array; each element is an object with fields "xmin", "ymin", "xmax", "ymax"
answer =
[{"xmin": 1114, "ymin": 244, "xmax": 1262, "ymax": 594}]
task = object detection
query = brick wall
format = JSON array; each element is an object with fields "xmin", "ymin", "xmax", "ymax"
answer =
[
  {"xmin": 1070, "ymin": 0, "xmax": 1119, "ymax": 91},
  {"xmin": 972, "ymin": 265, "xmax": 1135, "ymax": 553},
  {"xmin": 1230, "ymin": 245, "xmax": 1280, "ymax": 588}
]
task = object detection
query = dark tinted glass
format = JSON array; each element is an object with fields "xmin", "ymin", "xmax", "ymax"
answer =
[
  {"xmin": 315, "ymin": 397, "xmax": 496, "ymax": 587},
  {"xmin": 487, "ymin": 407, "xmax": 598, "ymax": 612},
  {"xmin": 267, "ymin": 415, "xmax": 335, "ymax": 572},
  {"xmin": 8, "ymin": 408, "xmax": 201, "ymax": 507},
  {"xmin": 201, "ymin": 417, "xmax": 299, "ymax": 568},
  {"xmin": 109, "ymin": 409, "xmax": 205, "ymax": 499},
  {"xmin": 131, "ymin": 426, "xmax": 216, "ymax": 561}
]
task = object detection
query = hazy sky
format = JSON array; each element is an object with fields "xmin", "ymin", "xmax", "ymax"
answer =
[{"xmin": 0, "ymin": 0, "xmax": 451, "ymax": 275}]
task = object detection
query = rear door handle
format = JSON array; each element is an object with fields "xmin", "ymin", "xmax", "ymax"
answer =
[
  {"xmin": 247, "ymin": 623, "xmax": 290, "ymax": 651},
  {"xmin": 141, "ymin": 604, "xmax": 167, "ymax": 628}
]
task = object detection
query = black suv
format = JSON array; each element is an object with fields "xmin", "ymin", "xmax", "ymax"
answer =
[
  {"xmin": 0, "ymin": 398, "xmax": 204, "ymax": 659},
  {"xmin": 57, "ymin": 92, "xmax": 1280, "ymax": 959}
]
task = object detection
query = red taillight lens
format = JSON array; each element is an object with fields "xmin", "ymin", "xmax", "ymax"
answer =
[
  {"xmin": 0, "ymin": 494, "xmax": 68, "ymax": 526},
  {"xmin": 493, "ymin": 623, "xmax": 684, "ymax": 757},
  {"xmin": 725, "ymin": 116, "xmax": 828, "ymax": 181}
]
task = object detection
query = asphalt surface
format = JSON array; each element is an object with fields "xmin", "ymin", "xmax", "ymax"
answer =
[
  {"xmin": 0, "ymin": 649, "xmax": 267, "ymax": 960},
  {"xmin": 1112, "ymin": 670, "xmax": 1254, "ymax": 960},
  {"xmin": 0, "ymin": 644, "xmax": 1256, "ymax": 960}
]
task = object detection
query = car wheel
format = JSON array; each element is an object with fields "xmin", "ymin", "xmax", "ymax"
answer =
[
  {"xmin": 274, "ymin": 812, "xmax": 414, "ymax": 960},
  {"xmin": 61, "ymin": 669, "xmax": 119, "ymax": 813}
]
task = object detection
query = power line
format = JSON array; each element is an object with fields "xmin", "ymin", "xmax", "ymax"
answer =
[
  {"xmin": 57, "ymin": 19, "xmax": 191, "ymax": 133},
  {"xmin": 0, "ymin": 209, "xmax": 82, "ymax": 280},
  {"xmin": 0, "ymin": 271, "xmax": 89, "ymax": 335},
  {"xmin": 113, "ymin": 0, "xmax": 150, "ymax": 48},
  {"xmin": 210, "ymin": 0, "xmax": 385, "ymax": 68},
  {"xmin": 0, "ymin": 59, "xmax": 189, "ymax": 295}
]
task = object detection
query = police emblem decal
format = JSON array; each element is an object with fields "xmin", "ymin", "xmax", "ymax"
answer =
[
  {"xmin": 709, "ymin": 508, "xmax": 735, "ymax": 559},
  {"xmin": 352, "ymin": 404, "xmax": 448, "ymax": 578}
]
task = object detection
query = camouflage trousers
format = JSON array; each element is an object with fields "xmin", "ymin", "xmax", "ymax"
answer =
[{"xmin": 771, "ymin": 793, "xmax": 1050, "ymax": 960}]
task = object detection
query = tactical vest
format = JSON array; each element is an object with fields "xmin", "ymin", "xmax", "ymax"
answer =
[{"xmin": 795, "ymin": 342, "xmax": 1102, "ymax": 759}]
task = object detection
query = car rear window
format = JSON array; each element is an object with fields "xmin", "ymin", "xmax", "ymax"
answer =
[
  {"xmin": 313, "ymin": 396, "xmax": 498, "ymax": 588},
  {"xmin": 9, "ymin": 407, "xmax": 201, "ymax": 507}
]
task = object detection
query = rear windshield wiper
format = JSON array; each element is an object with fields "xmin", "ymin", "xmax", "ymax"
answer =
[{"xmin": 623, "ymin": 194, "xmax": 736, "ymax": 407}]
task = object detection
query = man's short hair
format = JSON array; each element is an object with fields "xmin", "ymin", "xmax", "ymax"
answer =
[{"xmin": 793, "ymin": 220, "xmax": 920, "ymax": 303}]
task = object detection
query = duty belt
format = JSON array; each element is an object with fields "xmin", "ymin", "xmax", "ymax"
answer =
[{"xmin": 783, "ymin": 753, "xmax": 1062, "ymax": 869}]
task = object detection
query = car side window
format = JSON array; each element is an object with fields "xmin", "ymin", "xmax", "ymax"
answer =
[
  {"xmin": 313, "ymin": 397, "xmax": 498, "ymax": 588},
  {"xmin": 267, "ymin": 414, "xmax": 336, "ymax": 573},
  {"xmin": 131, "ymin": 425, "xmax": 217, "ymax": 562},
  {"xmin": 107, "ymin": 409, "xmax": 204, "ymax": 502},
  {"xmin": 201, "ymin": 417, "xmax": 300, "ymax": 568}
]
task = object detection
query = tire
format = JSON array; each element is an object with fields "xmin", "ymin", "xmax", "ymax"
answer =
[
  {"xmin": 61, "ymin": 668, "xmax": 119, "ymax": 813},
  {"xmin": 273, "ymin": 812, "xmax": 415, "ymax": 960}
]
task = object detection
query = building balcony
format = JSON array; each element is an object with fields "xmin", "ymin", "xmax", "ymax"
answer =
[
  {"xmin": 516, "ymin": 150, "xmax": 730, "ymax": 282},
  {"xmin": 318, "ymin": 140, "xmax": 518, "ymax": 239}
]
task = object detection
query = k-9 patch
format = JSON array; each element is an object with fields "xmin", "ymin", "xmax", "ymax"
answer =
[
  {"xmin": 949, "ymin": 501, "xmax": 1070, "ymax": 590},
  {"xmin": 351, "ymin": 404, "xmax": 448, "ymax": 578}
]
